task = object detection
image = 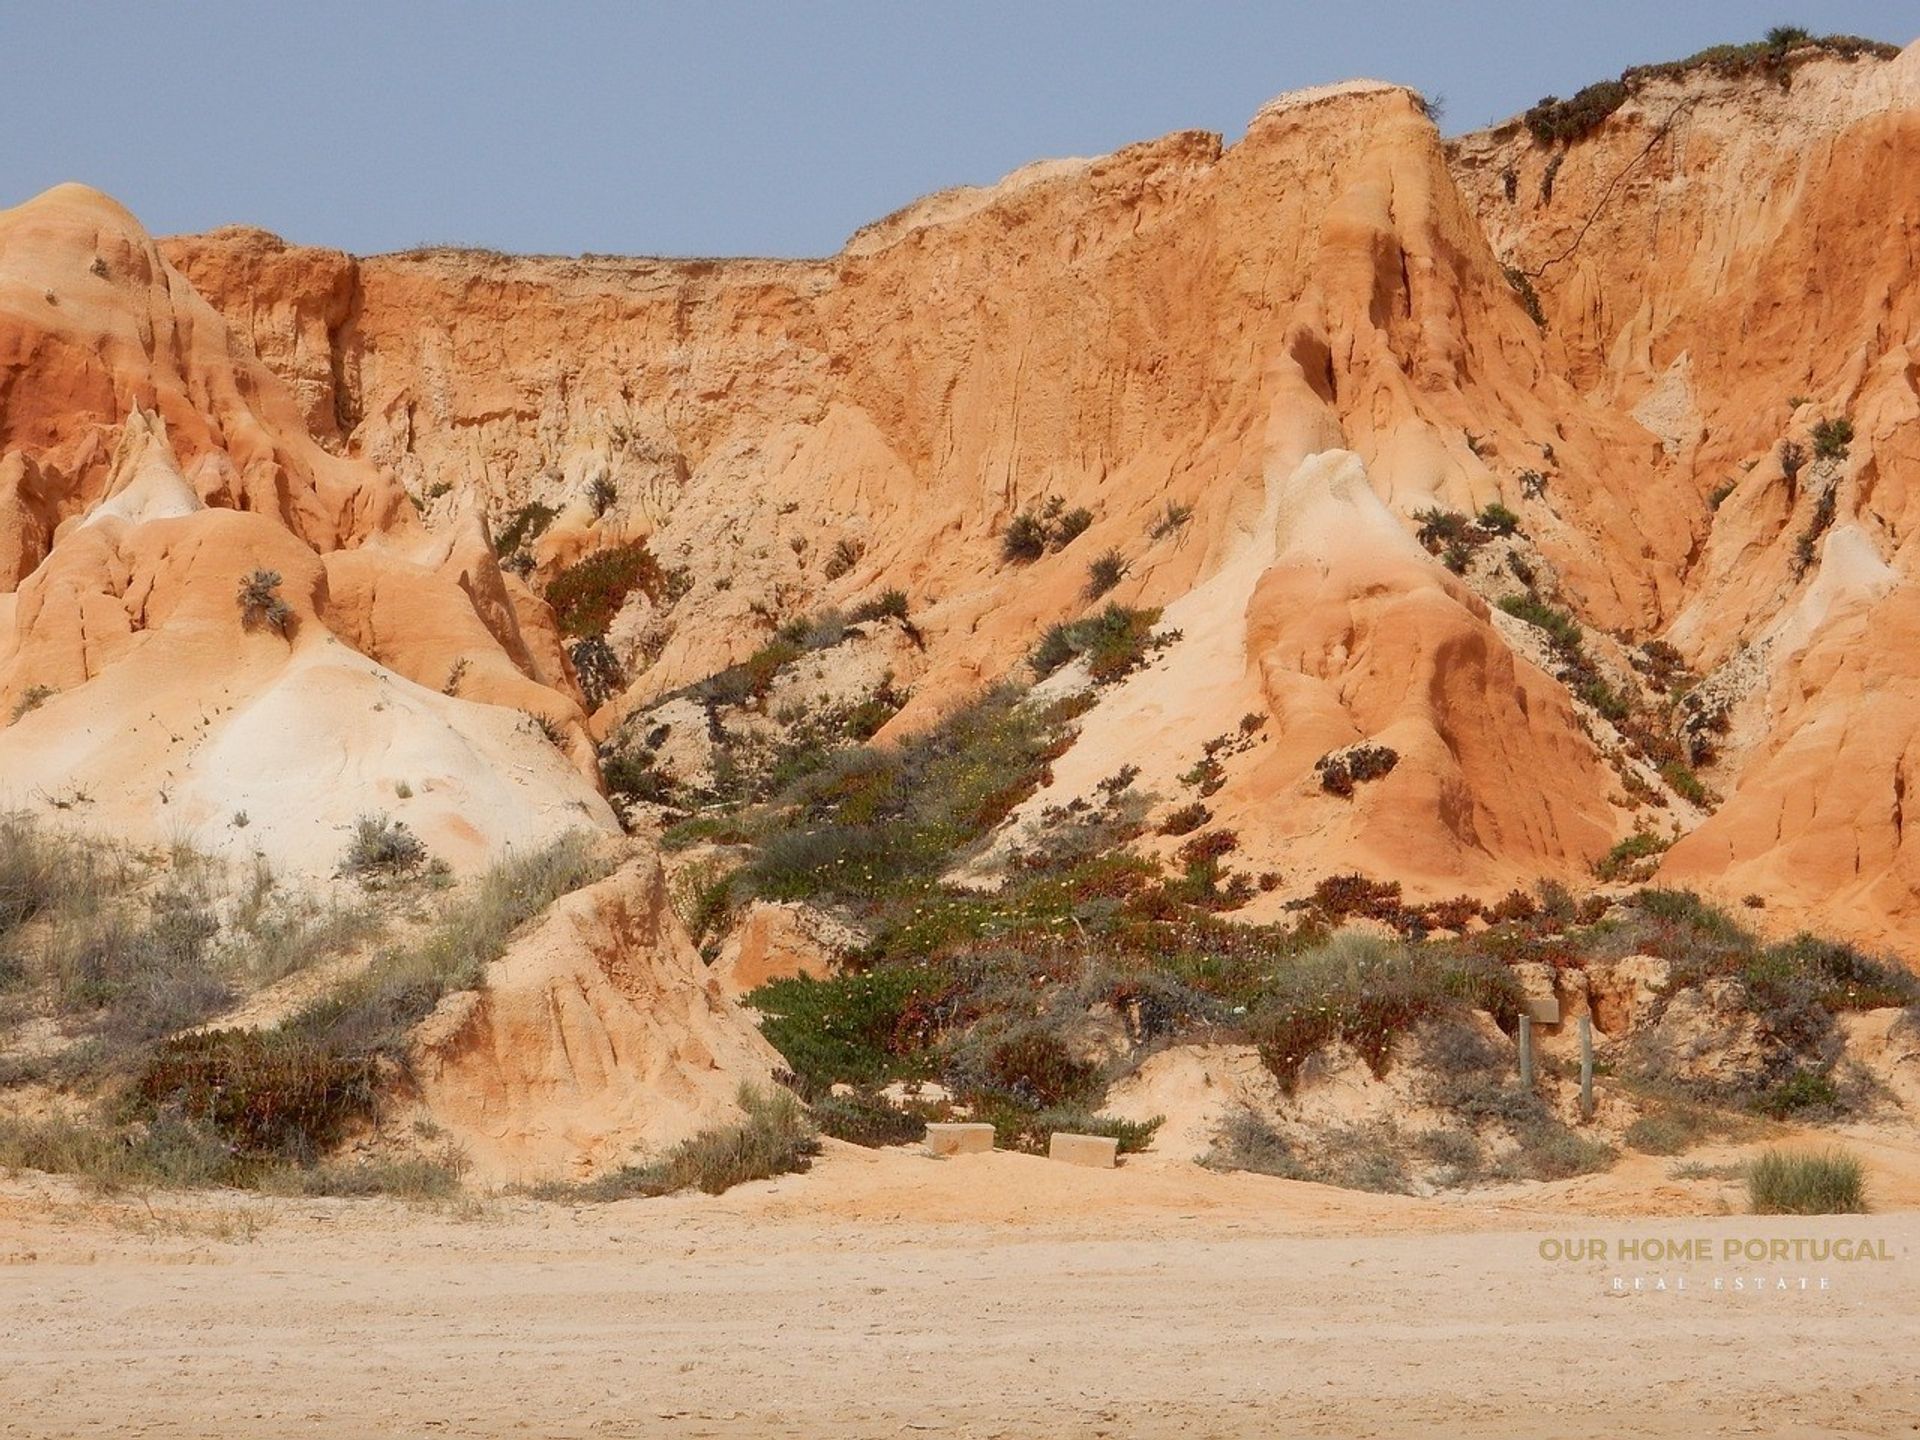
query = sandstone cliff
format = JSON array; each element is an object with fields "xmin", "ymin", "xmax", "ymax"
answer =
[{"xmin": 2, "ymin": 37, "xmax": 1914, "ymax": 951}]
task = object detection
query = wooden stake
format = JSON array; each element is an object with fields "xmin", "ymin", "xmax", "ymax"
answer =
[
  {"xmin": 1519, "ymin": 1015, "xmax": 1535, "ymax": 1090},
  {"xmin": 1579, "ymin": 1014, "xmax": 1595, "ymax": 1122}
]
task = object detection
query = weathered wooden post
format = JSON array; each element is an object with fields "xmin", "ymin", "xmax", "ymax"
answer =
[
  {"xmin": 1579, "ymin": 1015, "xmax": 1595, "ymax": 1121},
  {"xmin": 1519, "ymin": 1015, "xmax": 1535, "ymax": 1090}
]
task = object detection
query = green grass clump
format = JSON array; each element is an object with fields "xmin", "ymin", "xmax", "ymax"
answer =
[
  {"xmin": 289, "ymin": 833, "xmax": 609, "ymax": 1057},
  {"xmin": 1498, "ymin": 593, "xmax": 1584, "ymax": 660},
  {"xmin": 1659, "ymin": 760, "xmax": 1713, "ymax": 807},
  {"xmin": 0, "ymin": 1112, "xmax": 247, "ymax": 1190},
  {"xmin": 529, "ymin": 1086, "xmax": 820, "ymax": 1201},
  {"xmin": 1203, "ymin": 1108, "xmax": 1307, "ymax": 1179},
  {"xmin": 1594, "ymin": 831, "xmax": 1671, "ymax": 882},
  {"xmin": 1030, "ymin": 603, "xmax": 1164, "ymax": 683},
  {"xmin": 970, "ymin": 1100, "xmax": 1160, "ymax": 1156},
  {"xmin": 1747, "ymin": 1147, "xmax": 1866, "ymax": 1214}
]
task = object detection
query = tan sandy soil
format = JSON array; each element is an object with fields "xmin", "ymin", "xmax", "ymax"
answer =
[{"xmin": 4, "ymin": 1127, "xmax": 1917, "ymax": 1439}]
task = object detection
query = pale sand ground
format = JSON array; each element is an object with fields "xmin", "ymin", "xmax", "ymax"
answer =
[{"xmin": 3, "ymin": 1129, "xmax": 1918, "ymax": 1439}]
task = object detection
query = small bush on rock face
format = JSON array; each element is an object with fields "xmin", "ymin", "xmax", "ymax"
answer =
[
  {"xmin": 1158, "ymin": 802, "xmax": 1211, "ymax": 837},
  {"xmin": 1316, "ymin": 744, "xmax": 1399, "ymax": 797},
  {"xmin": 1054, "ymin": 507, "xmax": 1094, "ymax": 547},
  {"xmin": 823, "ymin": 537, "xmax": 865, "ymax": 579},
  {"xmin": 237, "ymin": 569, "xmax": 294, "ymax": 635},
  {"xmin": 1029, "ymin": 604, "xmax": 1164, "ymax": 684},
  {"xmin": 569, "ymin": 635, "xmax": 625, "ymax": 708},
  {"xmin": 1084, "ymin": 549, "xmax": 1128, "ymax": 599},
  {"xmin": 545, "ymin": 542, "xmax": 667, "ymax": 638},
  {"xmin": 1779, "ymin": 439, "xmax": 1807, "ymax": 481},
  {"xmin": 849, "ymin": 589, "xmax": 910, "ymax": 624},
  {"xmin": 1524, "ymin": 79, "xmax": 1629, "ymax": 146},
  {"xmin": 1000, "ymin": 513, "xmax": 1049, "ymax": 563},
  {"xmin": 1594, "ymin": 831, "xmax": 1671, "ymax": 882},
  {"xmin": 494, "ymin": 501, "xmax": 557, "ymax": 557},
  {"xmin": 1150, "ymin": 501, "xmax": 1193, "ymax": 539},
  {"xmin": 1477, "ymin": 501, "xmax": 1521, "ymax": 536},
  {"xmin": 341, "ymin": 814, "xmax": 429, "ymax": 879},
  {"xmin": 1812, "ymin": 416, "xmax": 1853, "ymax": 461}
]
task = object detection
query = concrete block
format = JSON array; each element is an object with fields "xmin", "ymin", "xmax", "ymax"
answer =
[
  {"xmin": 1526, "ymin": 996, "xmax": 1561, "ymax": 1025},
  {"xmin": 924, "ymin": 1122, "xmax": 995, "ymax": 1156},
  {"xmin": 1048, "ymin": 1132, "xmax": 1119, "ymax": 1168}
]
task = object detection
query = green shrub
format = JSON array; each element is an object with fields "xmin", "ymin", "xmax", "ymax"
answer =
[
  {"xmin": 545, "ymin": 542, "xmax": 667, "ymax": 637},
  {"xmin": 1157, "ymin": 802, "xmax": 1211, "ymax": 837},
  {"xmin": 292, "ymin": 833, "xmax": 608, "ymax": 1057},
  {"xmin": 1030, "ymin": 604, "xmax": 1163, "ymax": 683},
  {"xmin": 9, "ymin": 684, "xmax": 54, "ymax": 724},
  {"xmin": 1246, "ymin": 937, "xmax": 1521, "ymax": 1090},
  {"xmin": 1084, "ymin": 549, "xmax": 1127, "ymax": 599},
  {"xmin": 1524, "ymin": 80, "xmax": 1629, "ymax": 145},
  {"xmin": 1749, "ymin": 1068, "xmax": 1839, "ymax": 1119},
  {"xmin": 1315, "ymin": 744, "xmax": 1400, "ymax": 797},
  {"xmin": 1812, "ymin": 416, "xmax": 1853, "ymax": 460},
  {"xmin": 1659, "ymin": 760, "xmax": 1713, "ymax": 807},
  {"xmin": 810, "ymin": 1090, "xmax": 927, "ymax": 1147},
  {"xmin": 849, "ymin": 589, "xmax": 910, "ymax": 624},
  {"xmin": 1594, "ymin": 831, "xmax": 1670, "ymax": 881},
  {"xmin": 1202, "ymin": 1108, "xmax": 1306, "ymax": 1178},
  {"xmin": 340, "ymin": 814, "xmax": 429, "ymax": 880},
  {"xmin": 1150, "ymin": 501, "xmax": 1193, "ymax": 538},
  {"xmin": 536, "ymin": 1086, "xmax": 820, "ymax": 1201},
  {"xmin": 985, "ymin": 1028, "xmax": 1097, "ymax": 1108},
  {"xmin": 1001, "ymin": 513, "xmax": 1049, "ymax": 563},
  {"xmin": 750, "ymin": 968, "xmax": 937, "ymax": 1094},
  {"xmin": 1414, "ymin": 508, "xmax": 1475, "ymax": 549},
  {"xmin": 1504, "ymin": 267, "xmax": 1546, "ymax": 327},
  {"xmin": 569, "ymin": 635, "xmax": 625, "ymax": 708},
  {"xmin": 1576, "ymin": 677, "xmax": 1630, "ymax": 724},
  {"xmin": 493, "ymin": 501, "xmax": 557, "ymax": 557},
  {"xmin": 1747, "ymin": 1147, "xmax": 1866, "ymax": 1215},
  {"xmin": 1502, "ymin": 1120, "xmax": 1617, "ymax": 1181},
  {"xmin": 1054, "ymin": 507, "xmax": 1094, "ymax": 547},
  {"xmin": 823, "ymin": 537, "xmax": 864, "ymax": 580},
  {"xmin": 1792, "ymin": 486, "xmax": 1838, "ymax": 576},
  {"xmin": 132, "ymin": 1029, "xmax": 377, "ymax": 1161},
  {"xmin": 1743, "ymin": 933, "xmax": 1918, "ymax": 1015},
  {"xmin": 975, "ymin": 1102, "xmax": 1160, "ymax": 1156},
  {"xmin": 0, "ymin": 1112, "xmax": 247, "ymax": 1190},
  {"xmin": 1625, "ymin": 1106, "xmax": 1715, "ymax": 1156},
  {"xmin": 262, "ymin": 1147, "xmax": 467, "ymax": 1200},
  {"xmin": 1498, "ymin": 593, "xmax": 1584, "ymax": 659},
  {"xmin": 601, "ymin": 747, "xmax": 678, "ymax": 805},
  {"xmin": 1477, "ymin": 502, "xmax": 1521, "ymax": 536}
]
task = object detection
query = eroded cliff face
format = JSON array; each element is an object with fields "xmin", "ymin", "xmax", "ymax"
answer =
[
  {"xmin": 8, "ymin": 41, "xmax": 1918, "ymax": 949},
  {"xmin": 0, "ymin": 185, "xmax": 616, "ymax": 874},
  {"xmin": 1450, "ymin": 42, "xmax": 1920, "ymax": 950}
]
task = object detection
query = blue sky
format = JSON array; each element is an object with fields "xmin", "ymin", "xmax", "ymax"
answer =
[{"xmin": 3, "ymin": 2, "xmax": 1913, "ymax": 257}]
